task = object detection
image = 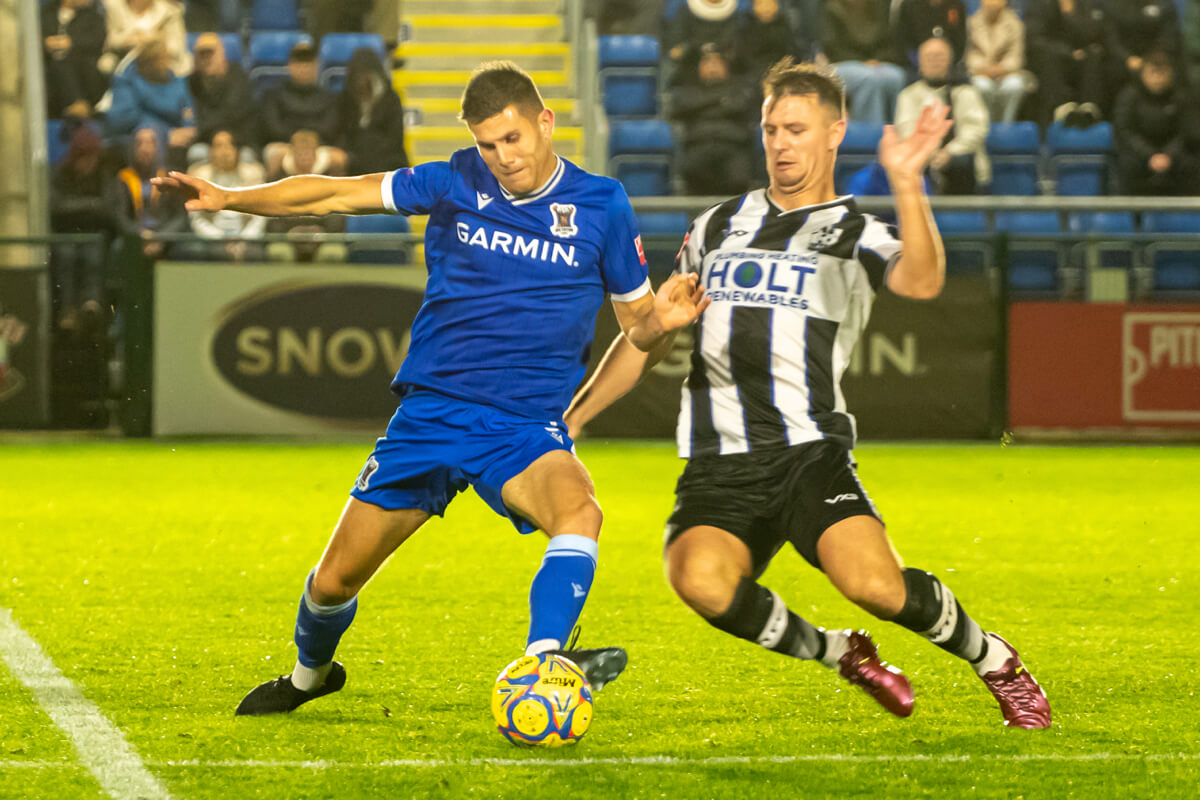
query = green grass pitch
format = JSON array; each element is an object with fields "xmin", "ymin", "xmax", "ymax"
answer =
[{"xmin": 1, "ymin": 439, "xmax": 1197, "ymax": 799}]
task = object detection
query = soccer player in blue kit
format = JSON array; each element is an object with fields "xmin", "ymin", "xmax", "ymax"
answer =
[{"xmin": 154, "ymin": 62, "xmax": 710, "ymax": 715}]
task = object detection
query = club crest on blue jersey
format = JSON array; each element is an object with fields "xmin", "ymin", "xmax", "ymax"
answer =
[{"xmin": 549, "ymin": 203, "xmax": 579, "ymax": 238}]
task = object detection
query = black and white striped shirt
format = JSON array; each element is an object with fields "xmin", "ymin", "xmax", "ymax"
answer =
[{"xmin": 675, "ymin": 190, "xmax": 901, "ymax": 458}]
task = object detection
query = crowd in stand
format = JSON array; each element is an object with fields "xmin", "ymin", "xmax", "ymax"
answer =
[
  {"xmin": 623, "ymin": 0, "xmax": 1200, "ymax": 197},
  {"xmin": 41, "ymin": 0, "xmax": 409, "ymax": 327}
]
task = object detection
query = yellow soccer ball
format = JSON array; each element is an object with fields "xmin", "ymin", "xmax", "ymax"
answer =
[{"xmin": 491, "ymin": 653, "xmax": 593, "ymax": 747}]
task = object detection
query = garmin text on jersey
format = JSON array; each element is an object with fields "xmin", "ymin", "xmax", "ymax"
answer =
[{"xmin": 456, "ymin": 221, "xmax": 579, "ymax": 267}]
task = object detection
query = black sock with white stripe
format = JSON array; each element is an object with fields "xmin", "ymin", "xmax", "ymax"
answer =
[
  {"xmin": 891, "ymin": 568, "xmax": 999, "ymax": 671},
  {"xmin": 706, "ymin": 577, "xmax": 847, "ymax": 668}
]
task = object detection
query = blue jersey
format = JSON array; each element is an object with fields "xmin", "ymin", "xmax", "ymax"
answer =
[{"xmin": 380, "ymin": 149, "xmax": 651, "ymax": 420}]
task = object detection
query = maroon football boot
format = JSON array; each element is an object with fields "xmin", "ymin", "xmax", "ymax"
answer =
[
  {"xmin": 838, "ymin": 630, "xmax": 914, "ymax": 718},
  {"xmin": 978, "ymin": 634, "xmax": 1051, "ymax": 728}
]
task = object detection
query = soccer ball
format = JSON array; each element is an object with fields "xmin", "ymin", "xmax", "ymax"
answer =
[{"xmin": 491, "ymin": 653, "xmax": 593, "ymax": 747}]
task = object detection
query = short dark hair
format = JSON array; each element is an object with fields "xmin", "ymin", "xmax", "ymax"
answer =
[
  {"xmin": 459, "ymin": 61, "xmax": 546, "ymax": 124},
  {"xmin": 761, "ymin": 57, "xmax": 845, "ymax": 119},
  {"xmin": 210, "ymin": 128, "xmax": 238, "ymax": 149}
]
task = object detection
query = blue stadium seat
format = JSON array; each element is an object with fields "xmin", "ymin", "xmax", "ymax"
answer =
[
  {"xmin": 599, "ymin": 36, "xmax": 661, "ymax": 118},
  {"xmin": 1067, "ymin": 211, "xmax": 1138, "ymax": 288},
  {"xmin": 46, "ymin": 119, "xmax": 104, "ymax": 166},
  {"xmin": 986, "ymin": 122, "xmax": 1040, "ymax": 196},
  {"xmin": 635, "ymin": 212, "xmax": 690, "ymax": 278},
  {"xmin": 609, "ymin": 120, "xmax": 674, "ymax": 196},
  {"xmin": 346, "ymin": 214, "xmax": 412, "ymax": 264},
  {"xmin": 598, "ymin": 35, "xmax": 659, "ymax": 68},
  {"xmin": 187, "ymin": 33, "xmax": 244, "ymax": 67},
  {"xmin": 319, "ymin": 33, "xmax": 388, "ymax": 91},
  {"xmin": 1142, "ymin": 211, "xmax": 1200, "ymax": 295},
  {"xmin": 935, "ymin": 211, "xmax": 991, "ymax": 273},
  {"xmin": 835, "ymin": 121, "xmax": 883, "ymax": 193},
  {"xmin": 1046, "ymin": 122, "xmax": 1112, "ymax": 196},
  {"xmin": 250, "ymin": 0, "xmax": 300, "ymax": 31},
  {"xmin": 934, "ymin": 211, "xmax": 989, "ymax": 234},
  {"xmin": 996, "ymin": 211, "xmax": 1065, "ymax": 293},
  {"xmin": 248, "ymin": 32, "xmax": 311, "ymax": 94}
]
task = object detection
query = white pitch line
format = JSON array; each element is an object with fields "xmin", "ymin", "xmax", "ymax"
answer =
[
  {"xmin": 0, "ymin": 607, "xmax": 169, "ymax": 799},
  {"xmin": 2, "ymin": 753, "xmax": 1197, "ymax": 770}
]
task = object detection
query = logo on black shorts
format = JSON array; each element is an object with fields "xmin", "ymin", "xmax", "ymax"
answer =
[{"xmin": 824, "ymin": 493, "xmax": 859, "ymax": 504}]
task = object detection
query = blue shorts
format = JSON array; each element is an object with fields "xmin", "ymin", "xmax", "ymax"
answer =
[{"xmin": 350, "ymin": 390, "xmax": 574, "ymax": 533}]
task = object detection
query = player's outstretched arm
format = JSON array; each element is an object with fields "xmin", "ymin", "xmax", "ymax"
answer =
[
  {"xmin": 151, "ymin": 171, "xmax": 389, "ymax": 217},
  {"xmin": 879, "ymin": 103, "xmax": 952, "ymax": 299},
  {"xmin": 564, "ymin": 332, "xmax": 674, "ymax": 439},
  {"xmin": 612, "ymin": 272, "xmax": 710, "ymax": 352}
]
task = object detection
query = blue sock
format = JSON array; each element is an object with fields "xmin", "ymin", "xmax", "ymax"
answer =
[
  {"xmin": 526, "ymin": 534, "xmax": 599, "ymax": 653},
  {"xmin": 294, "ymin": 570, "xmax": 357, "ymax": 668}
]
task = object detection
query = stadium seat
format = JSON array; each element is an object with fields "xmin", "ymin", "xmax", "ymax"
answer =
[
  {"xmin": 46, "ymin": 118, "xmax": 104, "ymax": 166},
  {"xmin": 346, "ymin": 214, "xmax": 412, "ymax": 264},
  {"xmin": 995, "ymin": 211, "xmax": 1065, "ymax": 294},
  {"xmin": 1066, "ymin": 212, "xmax": 1138, "ymax": 296},
  {"xmin": 598, "ymin": 35, "xmax": 660, "ymax": 117},
  {"xmin": 835, "ymin": 121, "xmax": 882, "ymax": 193},
  {"xmin": 635, "ymin": 212, "xmax": 690, "ymax": 278},
  {"xmin": 1141, "ymin": 211, "xmax": 1200, "ymax": 295},
  {"xmin": 250, "ymin": 0, "xmax": 300, "ymax": 31},
  {"xmin": 1046, "ymin": 122, "xmax": 1112, "ymax": 196},
  {"xmin": 935, "ymin": 211, "xmax": 992, "ymax": 273},
  {"xmin": 248, "ymin": 32, "xmax": 311, "ymax": 94},
  {"xmin": 187, "ymin": 32, "xmax": 244, "ymax": 67},
  {"xmin": 318, "ymin": 33, "xmax": 388, "ymax": 92},
  {"xmin": 986, "ymin": 122, "xmax": 1040, "ymax": 196},
  {"xmin": 609, "ymin": 120, "xmax": 674, "ymax": 196}
]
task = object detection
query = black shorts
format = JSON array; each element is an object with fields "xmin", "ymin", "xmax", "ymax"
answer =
[{"xmin": 664, "ymin": 440, "xmax": 883, "ymax": 574}]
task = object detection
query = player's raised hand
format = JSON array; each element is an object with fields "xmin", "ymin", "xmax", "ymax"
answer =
[
  {"xmin": 653, "ymin": 272, "xmax": 711, "ymax": 331},
  {"xmin": 151, "ymin": 170, "xmax": 230, "ymax": 212},
  {"xmin": 879, "ymin": 103, "xmax": 953, "ymax": 179}
]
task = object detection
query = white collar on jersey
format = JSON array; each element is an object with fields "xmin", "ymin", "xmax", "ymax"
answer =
[
  {"xmin": 497, "ymin": 155, "xmax": 565, "ymax": 205},
  {"xmin": 763, "ymin": 191, "xmax": 854, "ymax": 216}
]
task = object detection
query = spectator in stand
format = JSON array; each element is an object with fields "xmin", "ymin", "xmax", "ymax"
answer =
[
  {"xmin": 669, "ymin": 42, "xmax": 758, "ymax": 195},
  {"xmin": 106, "ymin": 37, "xmax": 196, "ymax": 159},
  {"xmin": 260, "ymin": 41, "xmax": 346, "ymax": 177},
  {"xmin": 262, "ymin": 128, "xmax": 348, "ymax": 261},
  {"xmin": 109, "ymin": 126, "xmax": 189, "ymax": 259},
  {"xmin": 1107, "ymin": 0, "xmax": 1184, "ymax": 87},
  {"xmin": 823, "ymin": 0, "xmax": 908, "ymax": 124},
  {"xmin": 733, "ymin": 0, "xmax": 797, "ymax": 82},
  {"xmin": 41, "ymin": 0, "xmax": 108, "ymax": 120},
  {"xmin": 1024, "ymin": 0, "xmax": 1111, "ymax": 127},
  {"xmin": 50, "ymin": 125, "xmax": 113, "ymax": 330},
  {"xmin": 1114, "ymin": 50, "xmax": 1200, "ymax": 195},
  {"xmin": 966, "ymin": 0, "xmax": 1035, "ymax": 123},
  {"xmin": 664, "ymin": 0, "xmax": 739, "ymax": 74},
  {"xmin": 896, "ymin": 36, "xmax": 991, "ymax": 193},
  {"xmin": 894, "ymin": 0, "xmax": 968, "ymax": 72},
  {"xmin": 336, "ymin": 47, "xmax": 410, "ymax": 175},
  {"xmin": 182, "ymin": 130, "xmax": 267, "ymax": 261},
  {"xmin": 100, "ymin": 0, "xmax": 191, "ymax": 77},
  {"xmin": 186, "ymin": 32, "xmax": 255, "ymax": 165}
]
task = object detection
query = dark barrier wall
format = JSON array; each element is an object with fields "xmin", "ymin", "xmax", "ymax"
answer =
[
  {"xmin": 583, "ymin": 273, "xmax": 1004, "ymax": 440},
  {"xmin": 1010, "ymin": 303, "xmax": 1200, "ymax": 431},
  {"xmin": 0, "ymin": 267, "xmax": 49, "ymax": 427}
]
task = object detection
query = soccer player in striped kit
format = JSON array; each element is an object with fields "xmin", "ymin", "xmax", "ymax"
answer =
[{"xmin": 566, "ymin": 59, "xmax": 1050, "ymax": 728}]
